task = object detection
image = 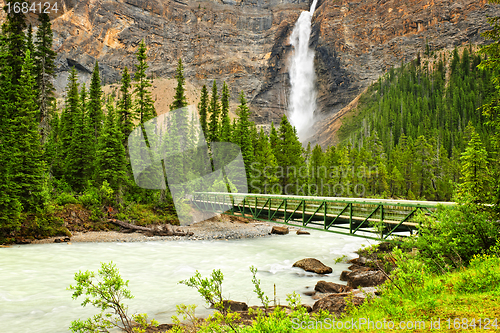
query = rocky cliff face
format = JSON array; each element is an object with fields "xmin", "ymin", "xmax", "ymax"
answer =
[
  {"xmin": 307, "ymin": 0, "xmax": 498, "ymax": 144},
  {"xmin": 2, "ymin": 0, "xmax": 498, "ymax": 136}
]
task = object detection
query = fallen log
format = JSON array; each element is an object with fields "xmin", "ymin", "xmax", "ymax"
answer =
[{"xmin": 107, "ymin": 219, "xmax": 193, "ymax": 237}]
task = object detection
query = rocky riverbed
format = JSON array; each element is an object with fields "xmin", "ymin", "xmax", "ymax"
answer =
[{"xmin": 30, "ymin": 215, "xmax": 311, "ymax": 244}]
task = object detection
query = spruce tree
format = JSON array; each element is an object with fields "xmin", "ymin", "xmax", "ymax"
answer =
[
  {"xmin": 219, "ymin": 81, "xmax": 231, "ymax": 142},
  {"xmin": 198, "ymin": 85, "xmax": 209, "ymax": 139},
  {"xmin": 2, "ymin": 0, "xmax": 27, "ymax": 86},
  {"xmin": 458, "ymin": 123, "xmax": 492, "ymax": 202},
  {"xmin": 60, "ymin": 67, "xmax": 80, "ymax": 181},
  {"xmin": 65, "ymin": 83, "xmax": 92, "ymax": 192},
  {"xmin": 26, "ymin": 24, "xmax": 34, "ymax": 58},
  {"xmin": 233, "ymin": 91, "xmax": 254, "ymax": 181},
  {"xmin": 96, "ymin": 97, "xmax": 127, "ymax": 195},
  {"xmin": 11, "ymin": 50, "xmax": 46, "ymax": 211},
  {"xmin": 88, "ymin": 61, "xmax": 104, "ymax": 141},
  {"xmin": 0, "ymin": 56, "xmax": 22, "ymax": 239},
  {"xmin": 134, "ymin": 40, "xmax": 156, "ymax": 123},
  {"xmin": 34, "ymin": 12, "xmax": 57, "ymax": 145},
  {"xmin": 251, "ymin": 128, "xmax": 279, "ymax": 194},
  {"xmin": 170, "ymin": 58, "xmax": 189, "ymax": 148},
  {"xmin": 275, "ymin": 115, "xmax": 305, "ymax": 195},
  {"xmin": 207, "ymin": 80, "xmax": 220, "ymax": 143},
  {"xmin": 117, "ymin": 67, "xmax": 134, "ymax": 145},
  {"xmin": 170, "ymin": 58, "xmax": 188, "ymax": 110}
]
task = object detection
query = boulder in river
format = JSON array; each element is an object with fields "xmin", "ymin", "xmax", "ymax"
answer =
[
  {"xmin": 296, "ymin": 230, "xmax": 310, "ymax": 235},
  {"xmin": 312, "ymin": 294, "xmax": 365, "ymax": 316},
  {"xmin": 347, "ymin": 270, "xmax": 387, "ymax": 289},
  {"xmin": 271, "ymin": 226, "xmax": 289, "ymax": 235},
  {"xmin": 222, "ymin": 300, "xmax": 248, "ymax": 312},
  {"xmin": 293, "ymin": 258, "xmax": 332, "ymax": 274},
  {"xmin": 314, "ymin": 280, "xmax": 351, "ymax": 293}
]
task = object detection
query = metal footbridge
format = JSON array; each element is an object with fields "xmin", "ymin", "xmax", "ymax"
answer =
[{"xmin": 191, "ymin": 192, "xmax": 456, "ymax": 240}]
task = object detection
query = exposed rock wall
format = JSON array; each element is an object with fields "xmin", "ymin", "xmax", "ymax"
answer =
[
  {"xmin": 1, "ymin": 0, "xmax": 498, "ymax": 131},
  {"xmin": 310, "ymin": 0, "xmax": 497, "ymax": 126}
]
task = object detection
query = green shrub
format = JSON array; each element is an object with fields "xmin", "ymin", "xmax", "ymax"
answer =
[
  {"xmin": 68, "ymin": 261, "xmax": 158, "ymax": 333},
  {"xmin": 412, "ymin": 196, "xmax": 499, "ymax": 272},
  {"xmin": 454, "ymin": 254, "xmax": 500, "ymax": 294},
  {"xmin": 55, "ymin": 192, "xmax": 78, "ymax": 206}
]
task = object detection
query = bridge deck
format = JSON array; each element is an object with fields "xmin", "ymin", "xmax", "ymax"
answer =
[{"xmin": 191, "ymin": 192, "xmax": 455, "ymax": 240}]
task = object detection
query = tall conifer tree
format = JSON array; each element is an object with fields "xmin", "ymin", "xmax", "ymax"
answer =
[
  {"xmin": 207, "ymin": 80, "xmax": 220, "ymax": 143},
  {"xmin": 134, "ymin": 40, "xmax": 156, "ymax": 123},
  {"xmin": 118, "ymin": 67, "xmax": 134, "ymax": 146},
  {"xmin": 34, "ymin": 12, "xmax": 57, "ymax": 144},
  {"xmin": 96, "ymin": 97, "xmax": 127, "ymax": 194},
  {"xmin": 198, "ymin": 85, "xmax": 209, "ymax": 139},
  {"xmin": 11, "ymin": 50, "xmax": 46, "ymax": 210},
  {"xmin": 220, "ymin": 82, "xmax": 231, "ymax": 142}
]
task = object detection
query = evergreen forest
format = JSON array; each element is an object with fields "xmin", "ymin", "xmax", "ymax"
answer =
[{"xmin": 0, "ymin": 1, "xmax": 499, "ymax": 245}]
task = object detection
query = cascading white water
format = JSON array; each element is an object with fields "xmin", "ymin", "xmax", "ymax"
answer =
[
  {"xmin": 0, "ymin": 232, "xmax": 372, "ymax": 333},
  {"xmin": 289, "ymin": 0, "xmax": 319, "ymax": 141}
]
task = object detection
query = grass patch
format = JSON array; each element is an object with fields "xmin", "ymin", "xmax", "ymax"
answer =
[{"xmin": 299, "ymin": 254, "xmax": 500, "ymax": 332}]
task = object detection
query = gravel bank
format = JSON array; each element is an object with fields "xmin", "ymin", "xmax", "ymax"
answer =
[{"xmin": 30, "ymin": 218, "xmax": 304, "ymax": 244}]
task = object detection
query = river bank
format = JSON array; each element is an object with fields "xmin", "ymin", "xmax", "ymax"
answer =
[{"xmin": 29, "ymin": 215, "xmax": 315, "ymax": 244}]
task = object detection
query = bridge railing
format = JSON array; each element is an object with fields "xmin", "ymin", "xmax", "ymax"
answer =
[{"xmin": 191, "ymin": 192, "xmax": 456, "ymax": 240}]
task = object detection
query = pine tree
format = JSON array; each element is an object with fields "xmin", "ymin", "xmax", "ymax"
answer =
[
  {"xmin": 59, "ymin": 67, "xmax": 80, "ymax": 181},
  {"xmin": 275, "ymin": 115, "xmax": 305, "ymax": 195},
  {"xmin": 170, "ymin": 58, "xmax": 189, "ymax": 148},
  {"xmin": 219, "ymin": 81, "xmax": 231, "ymax": 142},
  {"xmin": 34, "ymin": 12, "xmax": 57, "ymax": 145},
  {"xmin": 198, "ymin": 85, "xmax": 209, "ymax": 139},
  {"xmin": 134, "ymin": 40, "xmax": 156, "ymax": 123},
  {"xmin": 117, "ymin": 67, "xmax": 134, "ymax": 145},
  {"xmin": 0, "ymin": 55, "xmax": 22, "ymax": 239},
  {"xmin": 11, "ymin": 50, "xmax": 46, "ymax": 211},
  {"xmin": 65, "ymin": 80, "xmax": 92, "ymax": 192},
  {"xmin": 249, "ymin": 128, "xmax": 277, "ymax": 194},
  {"xmin": 233, "ymin": 91, "xmax": 254, "ymax": 181},
  {"xmin": 26, "ymin": 24, "xmax": 34, "ymax": 58},
  {"xmin": 170, "ymin": 58, "xmax": 188, "ymax": 110},
  {"xmin": 458, "ymin": 123, "xmax": 492, "ymax": 202},
  {"xmin": 88, "ymin": 61, "xmax": 104, "ymax": 141},
  {"xmin": 96, "ymin": 97, "xmax": 127, "ymax": 195},
  {"xmin": 2, "ymin": 0, "xmax": 27, "ymax": 86},
  {"xmin": 207, "ymin": 80, "xmax": 220, "ymax": 143},
  {"xmin": 44, "ymin": 101, "xmax": 61, "ymax": 178}
]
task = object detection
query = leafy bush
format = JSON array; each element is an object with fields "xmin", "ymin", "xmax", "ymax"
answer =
[
  {"xmin": 179, "ymin": 269, "xmax": 225, "ymax": 312},
  {"xmin": 68, "ymin": 261, "xmax": 158, "ymax": 333},
  {"xmin": 454, "ymin": 254, "xmax": 500, "ymax": 294},
  {"xmin": 55, "ymin": 192, "xmax": 79, "ymax": 206},
  {"xmin": 412, "ymin": 195, "xmax": 500, "ymax": 271}
]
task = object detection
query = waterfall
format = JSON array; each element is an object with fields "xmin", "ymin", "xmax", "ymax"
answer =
[{"xmin": 288, "ymin": 0, "xmax": 319, "ymax": 141}]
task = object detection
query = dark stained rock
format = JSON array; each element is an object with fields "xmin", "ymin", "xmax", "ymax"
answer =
[
  {"xmin": 301, "ymin": 304, "xmax": 313, "ymax": 313},
  {"xmin": 222, "ymin": 300, "xmax": 248, "ymax": 312},
  {"xmin": 296, "ymin": 230, "xmax": 310, "ymax": 235},
  {"xmin": 348, "ymin": 264, "xmax": 373, "ymax": 272},
  {"xmin": 340, "ymin": 270, "xmax": 351, "ymax": 281},
  {"xmin": 271, "ymin": 226, "xmax": 289, "ymax": 235},
  {"xmin": 312, "ymin": 294, "xmax": 365, "ymax": 316},
  {"xmin": 293, "ymin": 258, "xmax": 332, "ymax": 274},
  {"xmin": 314, "ymin": 280, "xmax": 351, "ymax": 294},
  {"xmin": 347, "ymin": 270, "xmax": 387, "ymax": 289},
  {"xmin": 303, "ymin": 290, "xmax": 316, "ymax": 296}
]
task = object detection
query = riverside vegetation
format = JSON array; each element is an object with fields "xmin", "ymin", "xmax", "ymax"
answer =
[
  {"xmin": 67, "ymin": 2, "xmax": 500, "ymax": 330},
  {"xmin": 1, "ymin": 2, "xmax": 500, "ymax": 245}
]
